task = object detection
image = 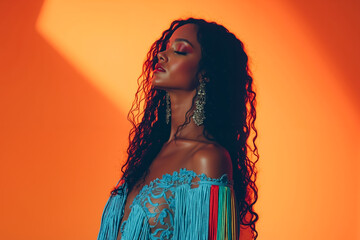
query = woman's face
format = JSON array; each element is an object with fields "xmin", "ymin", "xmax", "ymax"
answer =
[{"xmin": 151, "ymin": 23, "xmax": 202, "ymax": 90}]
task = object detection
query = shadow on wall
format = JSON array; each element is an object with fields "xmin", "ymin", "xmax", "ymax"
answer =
[
  {"xmin": 287, "ymin": 0, "xmax": 360, "ymax": 113},
  {"xmin": 0, "ymin": 1, "xmax": 129, "ymax": 239}
]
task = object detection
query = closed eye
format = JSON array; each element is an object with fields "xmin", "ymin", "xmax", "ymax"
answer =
[{"xmin": 174, "ymin": 51, "xmax": 187, "ymax": 55}]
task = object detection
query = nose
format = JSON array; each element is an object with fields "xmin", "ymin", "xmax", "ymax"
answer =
[{"xmin": 157, "ymin": 50, "xmax": 167, "ymax": 62}]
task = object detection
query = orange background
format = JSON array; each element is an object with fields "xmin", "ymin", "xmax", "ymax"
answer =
[{"xmin": 0, "ymin": 0, "xmax": 359, "ymax": 239}]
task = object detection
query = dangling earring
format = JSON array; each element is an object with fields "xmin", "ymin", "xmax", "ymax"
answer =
[
  {"xmin": 166, "ymin": 91, "xmax": 171, "ymax": 124},
  {"xmin": 192, "ymin": 80, "xmax": 206, "ymax": 126}
]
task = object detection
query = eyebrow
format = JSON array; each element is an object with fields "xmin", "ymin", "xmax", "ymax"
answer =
[{"xmin": 167, "ymin": 38, "xmax": 194, "ymax": 48}]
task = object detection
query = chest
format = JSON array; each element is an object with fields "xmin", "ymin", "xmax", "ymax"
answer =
[{"xmin": 116, "ymin": 143, "xmax": 201, "ymax": 240}]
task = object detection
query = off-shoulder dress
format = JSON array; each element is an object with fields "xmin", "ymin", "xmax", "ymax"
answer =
[{"xmin": 97, "ymin": 168, "xmax": 240, "ymax": 240}]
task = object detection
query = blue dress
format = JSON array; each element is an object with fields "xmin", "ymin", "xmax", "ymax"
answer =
[{"xmin": 97, "ymin": 168, "xmax": 240, "ymax": 240}]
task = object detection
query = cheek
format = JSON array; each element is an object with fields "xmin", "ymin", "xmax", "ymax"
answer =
[{"xmin": 169, "ymin": 60, "xmax": 199, "ymax": 82}]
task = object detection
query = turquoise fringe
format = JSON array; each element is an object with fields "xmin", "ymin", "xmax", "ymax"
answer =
[
  {"xmin": 97, "ymin": 168, "xmax": 234, "ymax": 240},
  {"xmin": 97, "ymin": 183, "xmax": 127, "ymax": 240},
  {"xmin": 172, "ymin": 184, "xmax": 211, "ymax": 239},
  {"xmin": 121, "ymin": 204, "xmax": 149, "ymax": 240}
]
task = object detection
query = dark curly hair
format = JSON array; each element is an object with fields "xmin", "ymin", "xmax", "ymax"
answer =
[{"xmin": 111, "ymin": 17, "xmax": 259, "ymax": 239}]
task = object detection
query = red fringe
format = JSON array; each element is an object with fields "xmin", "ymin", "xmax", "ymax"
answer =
[{"xmin": 209, "ymin": 185, "xmax": 219, "ymax": 240}]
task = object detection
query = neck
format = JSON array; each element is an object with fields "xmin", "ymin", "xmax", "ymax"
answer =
[{"xmin": 166, "ymin": 89, "xmax": 205, "ymax": 143}]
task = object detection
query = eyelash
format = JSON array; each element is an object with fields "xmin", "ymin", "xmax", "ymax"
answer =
[
  {"xmin": 174, "ymin": 51, "xmax": 187, "ymax": 55},
  {"xmin": 165, "ymin": 44, "xmax": 187, "ymax": 55}
]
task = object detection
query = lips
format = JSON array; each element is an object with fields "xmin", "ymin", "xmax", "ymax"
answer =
[{"xmin": 154, "ymin": 63, "xmax": 166, "ymax": 72}]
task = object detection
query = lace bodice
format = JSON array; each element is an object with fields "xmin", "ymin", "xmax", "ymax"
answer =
[{"xmin": 98, "ymin": 168, "xmax": 239, "ymax": 240}]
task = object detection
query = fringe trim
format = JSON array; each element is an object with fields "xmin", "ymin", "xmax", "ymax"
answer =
[
  {"xmin": 209, "ymin": 185, "xmax": 219, "ymax": 240},
  {"xmin": 97, "ymin": 193, "xmax": 127, "ymax": 240},
  {"xmin": 173, "ymin": 184, "xmax": 211, "ymax": 239},
  {"xmin": 209, "ymin": 185, "xmax": 238, "ymax": 240},
  {"xmin": 121, "ymin": 204, "xmax": 149, "ymax": 240},
  {"xmin": 98, "ymin": 181, "xmax": 238, "ymax": 240}
]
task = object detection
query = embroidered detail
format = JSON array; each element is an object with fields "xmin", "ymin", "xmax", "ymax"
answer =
[
  {"xmin": 129, "ymin": 168, "xmax": 232, "ymax": 208},
  {"xmin": 117, "ymin": 168, "xmax": 233, "ymax": 239}
]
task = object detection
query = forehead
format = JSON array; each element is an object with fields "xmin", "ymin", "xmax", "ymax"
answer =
[{"xmin": 168, "ymin": 23, "xmax": 200, "ymax": 48}]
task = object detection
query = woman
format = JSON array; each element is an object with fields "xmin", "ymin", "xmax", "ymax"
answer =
[{"xmin": 97, "ymin": 17, "xmax": 259, "ymax": 240}]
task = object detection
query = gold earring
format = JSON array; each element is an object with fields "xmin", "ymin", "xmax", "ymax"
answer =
[{"xmin": 192, "ymin": 80, "xmax": 206, "ymax": 126}]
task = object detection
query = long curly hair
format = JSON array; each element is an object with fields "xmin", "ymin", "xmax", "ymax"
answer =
[{"xmin": 111, "ymin": 17, "xmax": 259, "ymax": 239}]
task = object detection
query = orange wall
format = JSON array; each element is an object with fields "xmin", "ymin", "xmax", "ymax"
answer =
[{"xmin": 0, "ymin": 1, "xmax": 359, "ymax": 239}]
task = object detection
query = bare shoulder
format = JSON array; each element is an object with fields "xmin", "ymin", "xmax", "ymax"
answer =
[{"xmin": 188, "ymin": 143, "xmax": 233, "ymax": 180}]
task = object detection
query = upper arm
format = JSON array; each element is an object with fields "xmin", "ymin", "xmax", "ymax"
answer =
[{"xmin": 189, "ymin": 143, "xmax": 233, "ymax": 180}]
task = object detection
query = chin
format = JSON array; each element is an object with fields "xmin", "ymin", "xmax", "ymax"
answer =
[
  {"xmin": 150, "ymin": 76, "xmax": 160, "ymax": 87},
  {"xmin": 151, "ymin": 79, "xmax": 167, "ymax": 89}
]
